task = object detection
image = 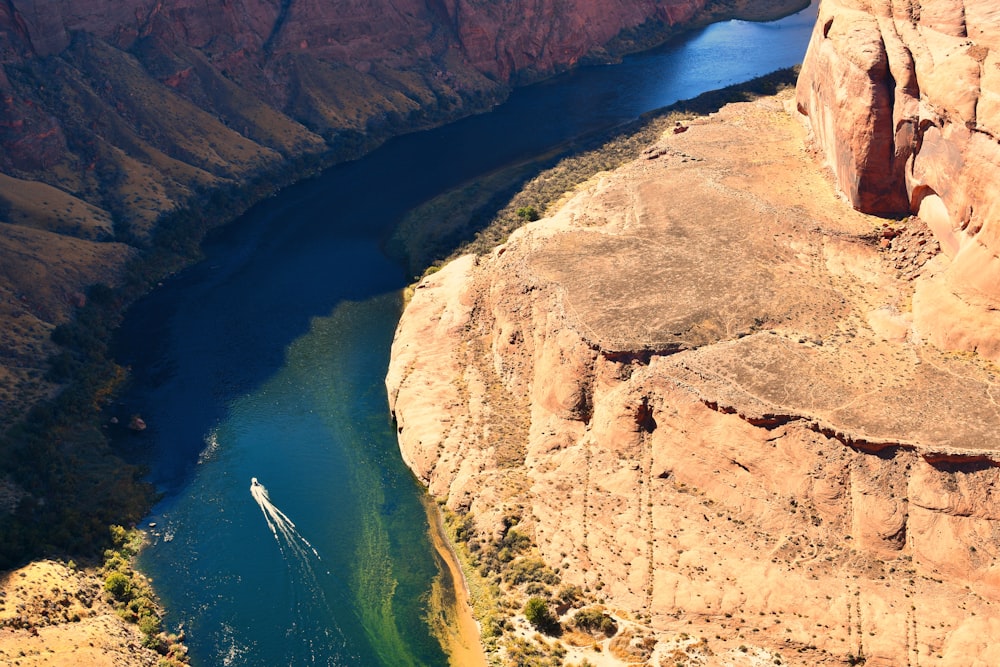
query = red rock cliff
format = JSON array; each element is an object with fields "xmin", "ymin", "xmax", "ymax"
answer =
[
  {"xmin": 796, "ymin": 0, "xmax": 1000, "ymax": 359},
  {"xmin": 0, "ymin": 0, "xmax": 721, "ymax": 182}
]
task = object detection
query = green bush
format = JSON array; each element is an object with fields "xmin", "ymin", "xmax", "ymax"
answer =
[
  {"xmin": 516, "ymin": 205, "xmax": 540, "ymax": 222},
  {"xmin": 572, "ymin": 607, "xmax": 617, "ymax": 636},
  {"xmin": 524, "ymin": 596, "xmax": 559, "ymax": 634},
  {"xmin": 505, "ymin": 557, "xmax": 560, "ymax": 586},
  {"xmin": 104, "ymin": 571, "xmax": 131, "ymax": 600},
  {"xmin": 139, "ymin": 613, "xmax": 161, "ymax": 638}
]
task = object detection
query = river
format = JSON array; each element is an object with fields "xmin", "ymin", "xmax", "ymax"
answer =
[{"xmin": 111, "ymin": 4, "xmax": 818, "ymax": 665}]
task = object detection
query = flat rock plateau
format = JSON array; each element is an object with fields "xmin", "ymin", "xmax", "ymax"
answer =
[{"xmin": 387, "ymin": 89, "xmax": 1000, "ymax": 666}]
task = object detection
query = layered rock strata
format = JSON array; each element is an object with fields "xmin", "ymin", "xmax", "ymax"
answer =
[
  {"xmin": 796, "ymin": 0, "xmax": 1000, "ymax": 361},
  {"xmin": 388, "ymin": 93, "xmax": 1000, "ymax": 665}
]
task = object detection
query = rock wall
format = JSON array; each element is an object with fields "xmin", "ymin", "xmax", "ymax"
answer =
[
  {"xmin": 388, "ymin": 94, "xmax": 1000, "ymax": 665},
  {"xmin": 0, "ymin": 0, "xmax": 730, "ymax": 185},
  {"xmin": 796, "ymin": 0, "xmax": 1000, "ymax": 360}
]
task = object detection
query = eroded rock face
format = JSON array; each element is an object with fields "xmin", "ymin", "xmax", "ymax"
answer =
[
  {"xmin": 0, "ymin": 0, "xmax": 726, "ymax": 180},
  {"xmin": 388, "ymin": 95, "xmax": 1000, "ymax": 665},
  {"xmin": 796, "ymin": 0, "xmax": 1000, "ymax": 361}
]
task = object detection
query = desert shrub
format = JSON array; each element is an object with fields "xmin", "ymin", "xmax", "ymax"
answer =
[
  {"xmin": 505, "ymin": 557, "xmax": 560, "ymax": 586},
  {"xmin": 556, "ymin": 584, "xmax": 583, "ymax": 606},
  {"xmin": 572, "ymin": 607, "xmax": 617, "ymax": 636},
  {"xmin": 478, "ymin": 525, "xmax": 534, "ymax": 575},
  {"xmin": 104, "ymin": 571, "xmax": 131, "ymax": 600},
  {"xmin": 505, "ymin": 636, "xmax": 563, "ymax": 667},
  {"xmin": 524, "ymin": 596, "xmax": 560, "ymax": 634},
  {"xmin": 516, "ymin": 205, "xmax": 540, "ymax": 221},
  {"xmin": 139, "ymin": 613, "xmax": 162, "ymax": 639}
]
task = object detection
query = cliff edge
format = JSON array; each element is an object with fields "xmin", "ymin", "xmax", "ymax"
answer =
[{"xmin": 387, "ymin": 90, "xmax": 1000, "ymax": 665}]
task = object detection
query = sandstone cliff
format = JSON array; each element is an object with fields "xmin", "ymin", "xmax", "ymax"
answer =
[
  {"xmin": 387, "ymin": 92, "xmax": 1000, "ymax": 665},
  {"xmin": 0, "ymin": 2, "xmax": 805, "ymax": 662},
  {"xmin": 796, "ymin": 0, "xmax": 1000, "ymax": 362}
]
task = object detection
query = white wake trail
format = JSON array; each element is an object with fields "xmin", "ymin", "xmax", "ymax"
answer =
[
  {"xmin": 250, "ymin": 478, "xmax": 318, "ymax": 563},
  {"xmin": 249, "ymin": 477, "xmax": 349, "ymax": 664}
]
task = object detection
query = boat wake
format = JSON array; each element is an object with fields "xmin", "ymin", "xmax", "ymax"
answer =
[
  {"xmin": 250, "ymin": 477, "xmax": 321, "ymax": 562},
  {"xmin": 250, "ymin": 477, "xmax": 353, "ymax": 665}
]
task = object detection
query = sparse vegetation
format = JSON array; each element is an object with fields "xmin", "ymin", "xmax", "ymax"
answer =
[
  {"xmin": 100, "ymin": 526, "xmax": 188, "ymax": 662},
  {"xmin": 571, "ymin": 607, "xmax": 617, "ymax": 636},
  {"xmin": 387, "ymin": 67, "xmax": 801, "ymax": 282},
  {"xmin": 505, "ymin": 557, "xmax": 561, "ymax": 586},
  {"xmin": 505, "ymin": 635, "xmax": 565, "ymax": 667},
  {"xmin": 516, "ymin": 205, "xmax": 541, "ymax": 222}
]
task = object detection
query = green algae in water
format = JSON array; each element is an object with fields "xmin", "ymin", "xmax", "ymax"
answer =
[
  {"xmin": 140, "ymin": 293, "xmax": 448, "ymax": 666},
  {"xmin": 297, "ymin": 294, "xmax": 447, "ymax": 665}
]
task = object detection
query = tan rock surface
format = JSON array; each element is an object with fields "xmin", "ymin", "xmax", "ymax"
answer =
[
  {"xmin": 388, "ymin": 91, "xmax": 1000, "ymax": 665},
  {"xmin": 0, "ymin": 0, "xmax": 808, "ymax": 433},
  {"xmin": 0, "ymin": 560, "xmax": 161, "ymax": 667},
  {"xmin": 796, "ymin": 0, "xmax": 1000, "ymax": 362}
]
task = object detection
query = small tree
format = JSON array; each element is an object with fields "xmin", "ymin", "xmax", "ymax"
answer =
[
  {"xmin": 516, "ymin": 206, "xmax": 540, "ymax": 222},
  {"xmin": 572, "ymin": 607, "xmax": 617, "ymax": 636},
  {"xmin": 104, "ymin": 571, "xmax": 131, "ymax": 601},
  {"xmin": 524, "ymin": 596, "xmax": 559, "ymax": 634}
]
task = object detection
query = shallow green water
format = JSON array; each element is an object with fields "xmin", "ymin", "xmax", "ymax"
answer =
[{"xmin": 137, "ymin": 295, "xmax": 447, "ymax": 665}]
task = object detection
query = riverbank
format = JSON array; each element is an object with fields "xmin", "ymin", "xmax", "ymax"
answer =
[
  {"xmin": 424, "ymin": 499, "xmax": 488, "ymax": 667},
  {"xmin": 0, "ymin": 528, "xmax": 187, "ymax": 667},
  {"xmin": 0, "ymin": 559, "xmax": 161, "ymax": 667}
]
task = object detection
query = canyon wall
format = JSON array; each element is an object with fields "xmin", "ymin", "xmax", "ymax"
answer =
[
  {"xmin": 0, "ymin": 0, "xmax": 733, "ymax": 206},
  {"xmin": 796, "ymin": 0, "xmax": 1000, "ymax": 361},
  {"xmin": 0, "ymin": 0, "xmax": 806, "ymax": 428},
  {"xmin": 388, "ymin": 93, "xmax": 1000, "ymax": 665}
]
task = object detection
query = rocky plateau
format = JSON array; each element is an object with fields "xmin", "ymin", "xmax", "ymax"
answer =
[{"xmin": 388, "ymin": 84, "xmax": 1000, "ymax": 664}]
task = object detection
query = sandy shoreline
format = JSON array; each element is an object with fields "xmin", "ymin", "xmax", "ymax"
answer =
[{"xmin": 422, "ymin": 497, "xmax": 487, "ymax": 667}]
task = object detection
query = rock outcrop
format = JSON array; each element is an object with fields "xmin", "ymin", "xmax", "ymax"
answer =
[
  {"xmin": 796, "ymin": 0, "xmax": 1000, "ymax": 361},
  {"xmin": 388, "ymin": 92, "xmax": 1000, "ymax": 665},
  {"xmin": 0, "ymin": 560, "xmax": 165, "ymax": 667}
]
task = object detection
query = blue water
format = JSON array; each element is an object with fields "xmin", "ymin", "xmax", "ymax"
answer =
[{"xmin": 111, "ymin": 4, "xmax": 817, "ymax": 665}]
